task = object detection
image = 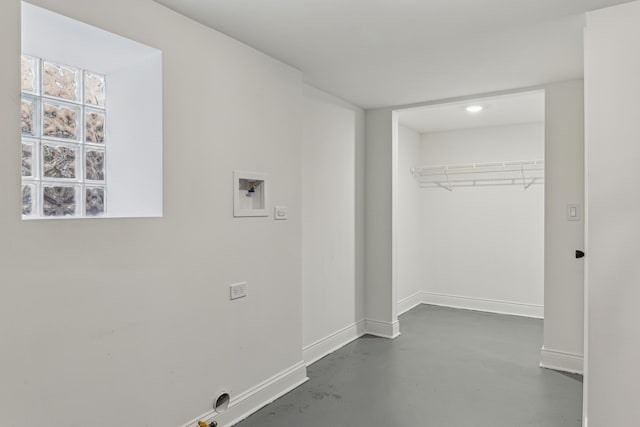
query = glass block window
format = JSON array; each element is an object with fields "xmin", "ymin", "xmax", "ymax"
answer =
[{"xmin": 21, "ymin": 55, "xmax": 106, "ymax": 218}]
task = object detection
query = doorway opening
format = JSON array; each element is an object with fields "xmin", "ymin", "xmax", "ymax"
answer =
[{"xmin": 392, "ymin": 90, "xmax": 546, "ymax": 324}]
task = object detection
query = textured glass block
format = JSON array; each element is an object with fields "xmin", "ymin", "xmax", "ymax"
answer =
[
  {"xmin": 21, "ymin": 55, "xmax": 38, "ymax": 93},
  {"xmin": 22, "ymin": 184, "xmax": 34, "ymax": 216},
  {"xmin": 42, "ymin": 185, "xmax": 77, "ymax": 216},
  {"xmin": 43, "ymin": 61, "xmax": 80, "ymax": 101},
  {"xmin": 22, "ymin": 142, "xmax": 33, "ymax": 177},
  {"xmin": 42, "ymin": 143, "xmax": 77, "ymax": 179},
  {"xmin": 85, "ymin": 72, "xmax": 105, "ymax": 107},
  {"xmin": 85, "ymin": 149, "xmax": 105, "ymax": 181},
  {"xmin": 42, "ymin": 101, "xmax": 79, "ymax": 140},
  {"xmin": 85, "ymin": 186, "xmax": 105, "ymax": 216},
  {"xmin": 85, "ymin": 110, "xmax": 105, "ymax": 144},
  {"xmin": 21, "ymin": 96, "xmax": 38, "ymax": 136}
]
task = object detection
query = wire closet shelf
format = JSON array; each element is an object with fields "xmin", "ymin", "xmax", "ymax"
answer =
[{"xmin": 410, "ymin": 159, "xmax": 545, "ymax": 191}]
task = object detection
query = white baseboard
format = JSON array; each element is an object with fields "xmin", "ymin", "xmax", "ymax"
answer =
[
  {"xmin": 365, "ymin": 318, "xmax": 400, "ymax": 339},
  {"xmin": 421, "ymin": 292, "xmax": 544, "ymax": 319},
  {"xmin": 397, "ymin": 291, "xmax": 423, "ymax": 316},
  {"xmin": 539, "ymin": 347, "xmax": 584, "ymax": 375},
  {"xmin": 303, "ymin": 320, "xmax": 366, "ymax": 366},
  {"xmin": 179, "ymin": 361, "xmax": 308, "ymax": 427}
]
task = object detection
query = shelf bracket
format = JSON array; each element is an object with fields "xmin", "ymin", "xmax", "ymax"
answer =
[
  {"xmin": 444, "ymin": 168, "xmax": 453, "ymax": 191},
  {"xmin": 524, "ymin": 177, "xmax": 537, "ymax": 189},
  {"xmin": 436, "ymin": 182, "xmax": 453, "ymax": 192}
]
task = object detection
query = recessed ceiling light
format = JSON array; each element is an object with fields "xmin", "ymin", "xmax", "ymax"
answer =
[{"xmin": 466, "ymin": 105, "xmax": 484, "ymax": 113}]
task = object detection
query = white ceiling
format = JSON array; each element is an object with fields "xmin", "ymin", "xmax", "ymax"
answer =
[
  {"xmin": 154, "ymin": 0, "xmax": 633, "ymax": 109},
  {"xmin": 398, "ymin": 90, "xmax": 544, "ymax": 134}
]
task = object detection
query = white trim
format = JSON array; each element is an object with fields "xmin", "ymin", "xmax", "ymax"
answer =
[
  {"xmin": 179, "ymin": 361, "xmax": 308, "ymax": 427},
  {"xmin": 303, "ymin": 320, "xmax": 366, "ymax": 366},
  {"xmin": 421, "ymin": 291, "xmax": 544, "ymax": 319},
  {"xmin": 365, "ymin": 319, "xmax": 401, "ymax": 339},
  {"xmin": 397, "ymin": 291, "xmax": 423, "ymax": 316},
  {"xmin": 583, "ymin": 52, "xmax": 591, "ymax": 424},
  {"xmin": 391, "ymin": 109, "xmax": 400, "ymax": 321},
  {"xmin": 539, "ymin": 347, "xmax": 584, "ymax": 375}
]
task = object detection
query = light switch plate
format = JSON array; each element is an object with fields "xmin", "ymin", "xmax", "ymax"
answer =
[
  {"xmin": 230, "ymin": 282, "xmax": 247, "ymax": 300},
  {"xmin": 567, "ymin": 204, "xmax": 581, "ymax": 221},
  {"xmin": 274, "ymin": 206, "xmax": 288, "ymax": 220}
]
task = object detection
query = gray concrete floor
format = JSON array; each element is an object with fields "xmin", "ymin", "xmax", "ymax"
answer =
[{"xmin": 236, "ymin": 305, "xmax": 583, "ymax": 427}]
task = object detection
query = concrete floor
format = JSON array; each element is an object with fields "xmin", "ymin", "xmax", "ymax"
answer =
[{"xmin": 236, "ymin": 305, "xmax": 583, "ymax": 427}]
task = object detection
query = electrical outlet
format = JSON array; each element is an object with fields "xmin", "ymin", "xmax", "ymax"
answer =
[
  {"xmin": 230, "ymin": 282, "xmax": 247, "ymax": 300},
  {"xmin": 274, "ymin": 206, "xmax": 288, "ymax": 220}
]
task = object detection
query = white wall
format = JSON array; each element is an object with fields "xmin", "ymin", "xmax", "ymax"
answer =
[
  {"xmin": 419, "ymin": 124, "xmax": 545, "ymax": 316},
  {"xmin": 302, "ymin": 84, "xmax": 365, "ymax": 363},
  {"xmin": 585, "ymin": 3, "xmax": 640, "ymax": 425},
  {"xmin": 365, "ymin": 108, "xmax": 400, "ymax": 337},
  {"xmin": 541, "ymin": 80, "xmax": 585, "ymax": 374},
  {"xmin": 397, "ymin": 125, "xmax": 423, "ymax": 307},
  {"xmin": 1, "ymin": 1, "xmax": 306, "ymax": 426}
]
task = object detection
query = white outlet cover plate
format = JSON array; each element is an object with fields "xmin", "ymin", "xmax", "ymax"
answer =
[
  {"xmin": 274, "ymin": 206, "xmax": 288, "ymax": 220},
  {"xmin": 230, "ymin": 282, "xmax": 247, "ymax": 300}
]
